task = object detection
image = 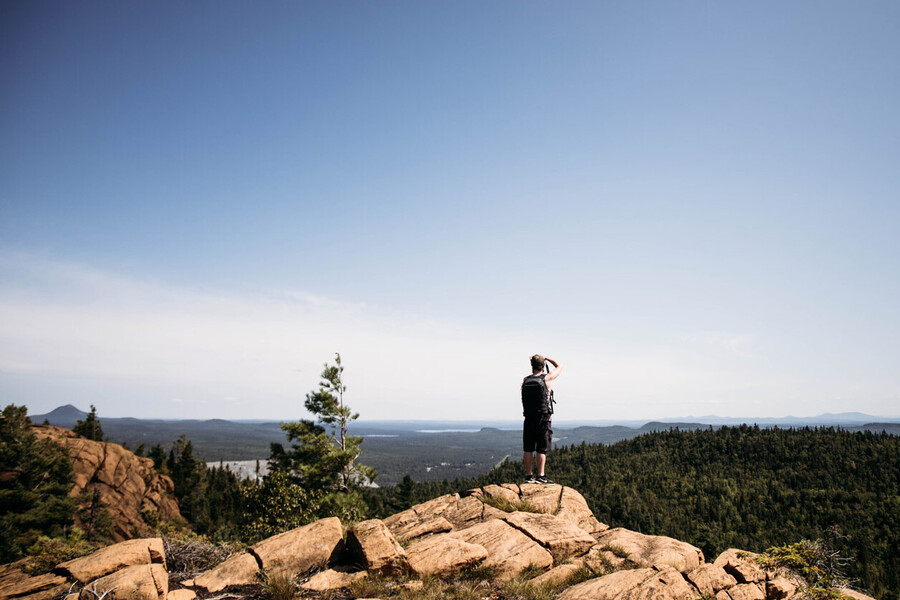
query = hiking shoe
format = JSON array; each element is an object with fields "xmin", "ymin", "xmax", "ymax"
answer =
[
  {"xmin": 524, "ymin": 474, "xmax": 537, "ymax": 484},
  {"xmin": 536, "ymin": 475, "xmax": 555, "ymax": 485}
]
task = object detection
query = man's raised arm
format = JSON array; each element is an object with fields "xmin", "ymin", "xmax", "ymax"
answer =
[{"xmin": 544, "ymin": 357, "xmax": 562, "ymax": 382}]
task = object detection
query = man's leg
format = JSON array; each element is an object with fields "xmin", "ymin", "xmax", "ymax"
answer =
[
  {"xmin": 535, "ymin": 452, "xmax": 546, "ymax": 477},
  {"xmin": 523, "ymin": 452, "xmax": 533, "ymax": 475}
]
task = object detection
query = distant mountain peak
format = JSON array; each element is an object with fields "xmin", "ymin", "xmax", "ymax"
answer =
[{"xmin": 30, "ymin": 404, "xmax": 88, "ymax": 426}]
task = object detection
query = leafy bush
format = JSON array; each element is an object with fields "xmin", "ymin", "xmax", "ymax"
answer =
[
  {"xmin": 24, "ymin": 528, "xmax": 99, "ymax": 574},
  {"xmin": 757, "ymin": 538, "xmax": 851, "ymax": 600}
]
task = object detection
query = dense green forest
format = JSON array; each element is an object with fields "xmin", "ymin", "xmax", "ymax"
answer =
[{"xmin": 364, "ymin": 426, "xmax": 899, "ymax": 600}]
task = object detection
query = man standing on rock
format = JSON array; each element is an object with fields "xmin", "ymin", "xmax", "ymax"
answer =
[{"xmin": 521, "ymin": 354, "xmax": 561, "ymax": 484}]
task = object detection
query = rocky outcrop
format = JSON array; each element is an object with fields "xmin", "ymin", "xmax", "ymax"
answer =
[
  {"xmin": 346, "ymin": 519, "xmax": 408, "ymax": 575},
  {"xmin": 447, "ymin": 519, "xmax": 553, "ymax": 579},
  {"xmin": 192, "ymin": 518, "xmax": 344, "ymax": 592},
  {"xmin": 32, "ymin": 427, "xmax": 182, "ymax": 542},
  {"xmin": 78, "ymin": 564, "xmax": 167, "ymax": 600},
  {"xmin": 0, "ymin": 563, "xmax": 68, "ymax": 600},
  {"xmin": 594, "ymin": 527, "xmax": 704, "ymax": 572},
  {"xmin": 58, "ymin": 539, "xmax": 165, "ymax": 583},
  {"xmin": 1, "ymin": 482, "xmax": 880, "ymax": 600}
]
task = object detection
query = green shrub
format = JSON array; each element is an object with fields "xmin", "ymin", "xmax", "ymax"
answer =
[{"xmin": 24, "ymin": 528, "xmax": 99, "ymax": 574}]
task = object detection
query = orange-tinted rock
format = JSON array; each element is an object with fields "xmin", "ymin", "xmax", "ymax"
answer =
[
  {"xmin": 557, "ymin": 566, "xmax": 698, "ymax": 600},
  {"xmin": 299, "ymin": 569, "xmax": 366, "ymax": 592},
  {"xmin": 556, "ymin": 487, "xmax": 608, "ymax": 534},
  {"xmin": 713, "ymin": 549, "xmax": 766, "ymax": 584},
  {"xmin": 250, "ymin": 517, "xmax": 343, "ymax": 577},
  {"xmin": 191, "ymin": 553, "xmax": 259, "ymax": 593},
  {"xmin": 502, "ymin": 512, "xmax": 595, "ymax": 561},
  {"xmin": 33, "ymin": 427, "xmax": 181, "ymax": 542},
  {"xmin": 346, "ymin": 520, "xmax": 408, "ymax": 575},
  {"xmin": 448, "ymin": 519, "xmax": 553, "ymax": 580},
  {"xmin": 80, "ymin": 564, "xmax": 167, "ymax": 600},
  {"xmin": 405, "ymin": 535, "xmax": 487, "ymax": 576},
  {"xmin": 481, "ymin": 485, "xmax": 520, "ymax": 505},
  {"xmin": 0, "ymin": 568, "xmax": 67, "ymax": 600},
  {"xmin": 766, "ymin": 576, "xmax": 798, "ymax": 600},
  {"xmin": 57, "ymin": 539, "xmax": 165, "ymax": 583},
  {"xmin": 164, "ymin": 591, "xmax": 195, "ymax": 600},
  {"xmin": 391, "ymin": 516, "xmax": 454, "ymax": 543},
  {"xmin": 685, "ymin": 563, "xmax": 738, "ymax": 595},
  {"xmin": 594, "ymin": 528, "xmax": 703, "ymax": 572},
  {"xmin": 519, "ymin": 483, "xmax": 561, "ymax": 514},
  {"xmin": 728, "ymin": 583, "xmax": 765, "ymax": 600}
]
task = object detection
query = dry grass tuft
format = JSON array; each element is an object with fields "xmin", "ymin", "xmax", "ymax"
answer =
[
  {"xmin": 479, "ymin": 495, "xmax": 545, "ymax": 514},
  {"xmin": 261, "ymin": 570, "xmax": 298, "ymax": 600}
]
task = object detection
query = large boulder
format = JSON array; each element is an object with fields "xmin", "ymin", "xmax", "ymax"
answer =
[
  {"xmin": 249, "ymin": 517, "xmax": 343, "ymax": 577},
  {"xmin": 346, "ymin": 520, "xmax": 408, "ymax": 575},
  {"xmin": 557, "ymin": 566, "xmax": 698, "ymax": 600},
  {"xmin": 727, "ymin": 583, "xmax": 766, "ymax": 600},
  {"xmin": 299, "ymin": 569, "xmax": 366, "ymax": 592},
  {"xmin": 0, "ymin": 565, "xmax": 67, "ymax": 600},
  {"xmin": 557, "ymin": 487, "xmax": 608, "ymax": 534},
  {"xmin": 594, "ymin": 528, "xmax": 703, "ymax": 572},
  {"xmin": 33, "ymin": 427, "xmax": 181, "ymax": 542},
  {"xmin": 391, "ymin": 516, "xmax": 453, "ymax": 543},
  {"xmin": 404, "ymin": 535, "xmax": 487, "ymax": 576},
  {"xmin": 448, "ymin": 519, "xmax": 553, "ymax": 580},
  {"xmin": 519, "ymin": 483, "xmax": 563, "ymax": 514},
  {"xmin": 190, "ymin": 553, "xmax": 259, "ymax": 593},
  {"xmin": 685, "ymin": 564, "xmax": 737, "ymax": 596},
  {"xmin": 502, "ymin": 512, "xmax": 595, "ymax": 561},
  {"xmin": 713, "ymin": 549, "xmax": 766, "ymax": 584},
  {"xmin": 58, "ymin": 539, "xmax": 166, "ymax": 583},
  {"xmin": 79, "ymin": 564, "xmax": 167, "ymax": 600}
]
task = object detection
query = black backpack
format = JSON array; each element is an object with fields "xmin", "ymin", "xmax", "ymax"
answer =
[{"xmin": 522, "ymin": 374, "xmax": 553, "ymax": 416}]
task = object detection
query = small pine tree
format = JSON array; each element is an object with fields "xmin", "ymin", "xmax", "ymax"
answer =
[
  {"xmin": 275, "ymin": 353, "xmax": 375, "ymax": 491},
  {"xmin": 72, "ymin": 405, "xmax": 104, "ymax": 441}
]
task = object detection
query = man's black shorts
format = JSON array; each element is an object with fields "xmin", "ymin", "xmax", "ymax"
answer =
[{"xmin": 523, "ymin": 414, "xmax": 552, "ymax": 454}]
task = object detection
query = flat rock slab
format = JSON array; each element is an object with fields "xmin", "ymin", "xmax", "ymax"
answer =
[
  {"xmin": 713, "ymin": 549, "xmax": 766, "ymax": 584},
  {"xmin": 191, "ymin": 553, "xmax": 259, "ymax": 593},
  {"xmin": 502, "ymin": 512, "xmax": 595, "ymax": 561},
  {"xmin": 481, "ymin": 484, "xmax": 520, "ymax": 505},
  {"xmin": 580, "ymin": 546, "xmax": 626, "ymax": 574},
  {"xmin": 727, "ymin": 583, "xmax": 766, "ymax": 600},
  {"xmin": 595, "ymin": 528, "xmax": 703, "ymax": 572},
  {"xmin": 392, "ymin": 516, "xmax": 453, "ymax": 543},
  {"xmin": 685, "ymin": 564, "xmax": 737, "ymax": 595},
  {"xmin": 448, "ymin": 519, "xmax": 552, "ymax": 580},
  {"xmin": 557, "ymin": 487, "xmax": 608, "ymax": 534},
  {"xmin": 80, "ymin": 564, "xmax": 167, "ymax": 600},
  {"xmin": 405, "ymin": 535, "xmax": 487, "ymax": 576},
  {"xmin": 346, "ymin": 519, "xmax": 408, "ymax": 575},
  {"xmin": 558, "ymin": 566, "xmax": 698, "ymax": 600},
  {"xmin": 0, "ymin": 570, "xmax": 68, "ymax": 600},
  {"xmin": 250, "ymin": 517, "xmax": 343, "ymax": 577},
  {"xmin": 58, "ymin": 539, "xmax": 166, "ymax": 583},
  {"xmin": 519, "ymin": 483, "xmax": 562, "ymax": 514},
  {"xmin": 300, "ymin": 569, "xmax": 366, "ymax": 592},
  {"xmin": 164, "ymin": 591, "xmax": 195, "ymax": 600}
]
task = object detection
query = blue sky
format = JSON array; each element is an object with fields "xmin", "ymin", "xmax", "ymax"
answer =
[{"xmin": 1, "ymin": 1, "xmax": 898, "ymax": 421}]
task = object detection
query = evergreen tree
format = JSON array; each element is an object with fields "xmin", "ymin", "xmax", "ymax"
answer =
[
  {"xmin": 72, "ymin": 405, "xmax": 104, "ymax": 441},
  {"xmin": 269, "ymin": 353, "xmax": 374, "ymax": 521},
  {"xmin": 0, "ymin": 405, "xmax": 78, "ymax": 562}
]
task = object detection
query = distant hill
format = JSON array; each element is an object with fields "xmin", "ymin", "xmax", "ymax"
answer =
[
  {"xmin": 29, "ymin": 404, "xmax": 88, "ymax": 427},
  {"xmin": 26, "ymin": 405, "xmax": 900, "ymax": 485}
]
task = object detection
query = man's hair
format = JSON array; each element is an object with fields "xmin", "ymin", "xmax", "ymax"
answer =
[{"xmin": 530, "ymin": 354, "xmax": 545, "ymax": 372}]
